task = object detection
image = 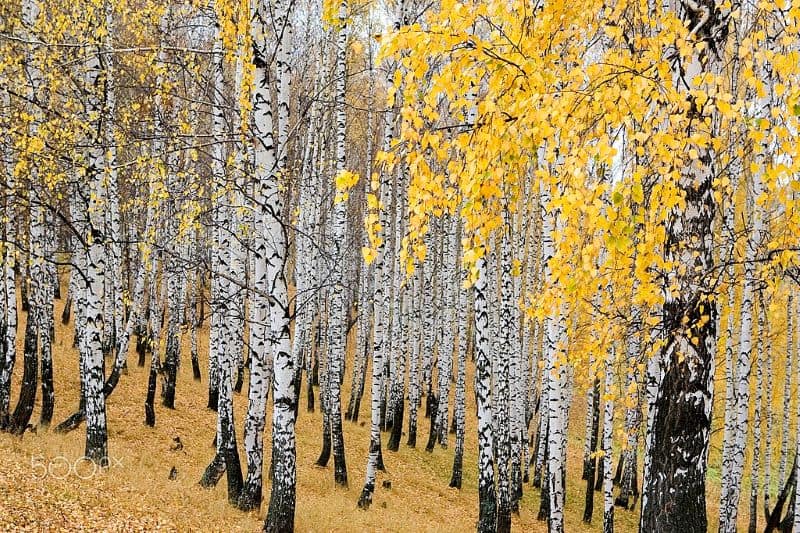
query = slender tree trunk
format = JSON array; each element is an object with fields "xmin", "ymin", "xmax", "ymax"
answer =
[
  {"xmin": 207, "ymin": 266, "xmax": 219, "ymax": 411},
  {"xmin": 779, "ymin": 294, "xmax": 793, "ymax": 489},
  {"xmin": 39, "ymin": 220, "xmax": 55, "ymax": 428},
  {"xmin": 316, "ymin": 343, "xmax": 332, "ymax": 467},
  {"xmin": 764, "ymin": 296, "xmax": 775, "ymax": 518},
  {"xmin": 434, "ymin": 216, "xmax": 456, "ymax": 449},
  {"xmin": 9, "ymin": 300, "xmax": 37, "ymax": 436},
  {"xmin": 616, "ymin": 332, "xmax": 641, "ymax": 510},
  {"xmin": 474, "ymin": 254, "xmax": 497, "ymax": 532},
  {"xmin": 449, "ymin": 264, "xmax": 468, "ymax": 489},
  {"xmin": 356, "ymin": 14, "xmax": 402, "ymax": 503},
  {"xmin": 720, "ymin": 167, "xmax": 764, "ymax": 533},
  {"xmin": 0, "ymin": 101, "xmax": 18, "ymax": 430},
  {"xmin": 719, "ymin": 256, "xmax": 737, "ymax": 506},
  {"xmin": 190, "ymin": 271, "xmax": 201, "ymax": 381},
  {"xmin": 406, "ymin": 270, "xmax": 422, "ymax": 446},
  {"xmin": 0, "ymin": 91, "xmax": 16, "ymax": 430},
  {"xmin": 324, "ymin": 0, "xmax": 350, "ymax": 485},
  {"xmin": 239, "ymin": 116, "xmax": 271, "ymax": 511},
  {"xmin": 104, "ymin": 259, "xmax": 147, "ymax": 397},
  {"xmin": 583, "ymin": 377, "xmax": 600, "ymax": 523},
  {"xmin": 793, "ymin": 305, "xmax": 800, "ymax": 533},
  {"xmin": 200, "ymin": 6, "xmax": 243, "ymax": 506},
  {"xmin": 540, "ymin": 176, "xmax": 569, "ymax": 533},
  {"xmin": 749, "ymin": 294, "xmax": 765, "ymax": 533},
  {"xmin": 603, "ymin": 347, "xmax": 615, "ymax": 533},
  {"xmin": 496, "ymin": 222, "xmax": 514, "ymax": 533}
]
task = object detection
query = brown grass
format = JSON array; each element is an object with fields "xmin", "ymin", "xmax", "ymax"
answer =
[{"xmin": 0, "ymin": 283, "xmax": 757, "ymax": 532}]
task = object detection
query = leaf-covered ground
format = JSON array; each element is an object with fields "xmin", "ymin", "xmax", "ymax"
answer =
[{"xmin": 0, "ymin": 291, "xmax": 741, "ymax": 531}]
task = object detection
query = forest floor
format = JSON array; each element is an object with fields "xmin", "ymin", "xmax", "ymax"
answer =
[{"xmin": 0, "ymin": 290, "xmax": 745, "ymax": 532}]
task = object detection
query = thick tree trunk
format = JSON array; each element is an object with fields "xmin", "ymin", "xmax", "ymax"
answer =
[
  {"xmin": 81, "ymin": 31, "xmax": 110, "ymax": 465},
  {"xmin": 252, "ymin": 0, "xmax": 297, "ymax": 527},
  {"xmin": 640, "ymin": 5, "xmax": 728, "ymax": 531}
]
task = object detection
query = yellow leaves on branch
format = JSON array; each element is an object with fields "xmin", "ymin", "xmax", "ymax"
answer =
[
  {"xmin": 334, "ymin": 169, "xmax": 360, "ymax": 204},
  {"xmin": 360, "ymin": 0, "xmax": 800, "ymax": 380}
]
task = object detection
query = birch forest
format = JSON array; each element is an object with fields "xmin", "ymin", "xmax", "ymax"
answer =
[{"xmin": 3, "ymin": 0, "xmax": 800, "ymax": 531}]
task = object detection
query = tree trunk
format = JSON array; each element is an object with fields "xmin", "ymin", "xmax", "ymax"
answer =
[
  {"xmin": 253, "ymin": 0, "xmax": 297, "ymax": 527},
  {"xmin": 356, "ymin": 26, "xmax": 400, "ymax": 505},
  {"xmin": 779, "ymin": 295, "xmax": 793, "ymax": 490},
  {"xmin": 640, "ymin": 5, "xmax": 728, "ymax": 531},
  {"xmin": 583, "ymin": 377, "xmax": 600, "ymax": 523},
  {"xmin": 720, "ymin": 166, "xmax": 764, "ymax": 531},
  {"xmin": 9, "ymin": 312, "xmax": 37, "ymax": 435},
  {"xmin": 0, "ymin": 94, "xmax": 16, "ymax": 428},
  {"xmin": 474, "ymin": 255, "xmax": 497, "ymax": 532},
  {"xmin": 80, "ymin": 28, "xmax": 111, "ymax": 465},
  {"xmin": 448, "ymin": 265, "xmax": 468, "ymax": 489},
  {"xmin": 406, "ymin": 270, "xmax": 422, "ymax": 447},
  {"xmin": 602, "ymin": 347, "xmax": 615, "ymax": 533},
  {"xmin": 324, "ymin": 2, "xmax": 350, "ymax": 485},
  {"xmin": 763, "ymin": 295, "xmax": 775, "ymax": 520},
  {"xmin": 39, "ymin": 222, "xmax": 55, "ymax": 428},
  {"xmin": 201, "ymin": 6, "xmax": 244, "ymax": 507},
  {"xmin": 749, "ymin": 295, "xmax": 765, "ymax": 533}
]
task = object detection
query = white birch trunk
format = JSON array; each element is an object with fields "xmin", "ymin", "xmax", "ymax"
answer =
[
  {"xmin": 602, "ymin": 346, "xmax": 615, "ymax": 533},
  {"xmin": 794, "ymin": 293, "xmax": 800, "ymax": 531},
  {"xmin": 0, "ymin": 89, "xmax": 17, "ymax": 427},
  {"xmin": 541, "ymin": 177, "xmax": 568, "ymax": 533},
  {"xmin": 720, "ymin": 159, "xmax": 765, "ymax": 533},
  {"xmin": 326, "ymin": 0, "xmax": 349, "ymax": 485},
  {"xmin": 102, "ymin": 0, "xmax": 127, "ymax": 390},
  {"xmin": 82, "ymin": 21, "xmax": 109, "ymax": 464},
  {"xmin": 239, "ymin": 13, "xmax": 271, "ymax": 508},
  {"xmin": 496, "ymin": 220, "xmax": 514, "ymax": 532},
  {"xmin": 434, "ymin": 215, "xmax": 457, "ymax": 447},
  {"xmin": 763, "ymin": 296, "xmax": 774, "ymax": 514},
  {"xmin": 255, "ymin": 0, "xmax": 297, "ymax": 526},
  {"xmin": 357, "ymin": 2, "xmax": 405, "ymax": 504},
  {"xmin": 779, "ymin": 294, "xmax": 793, "ymax": 488},
  {"xmin": 474, "ymin": 254, "xmax": 497, "ymax": 532}
]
